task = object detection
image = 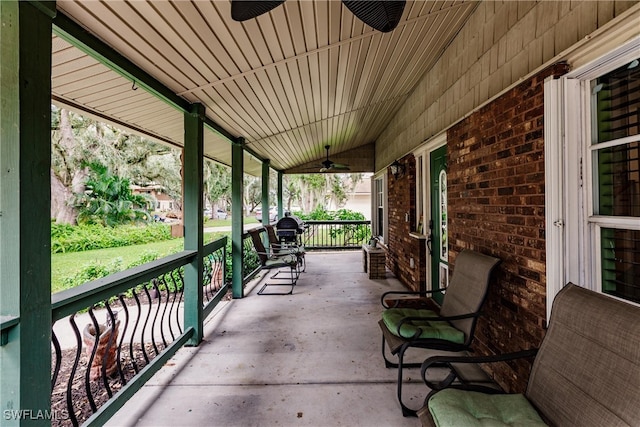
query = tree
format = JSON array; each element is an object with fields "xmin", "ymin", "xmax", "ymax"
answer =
[
  {"xmin": 75, "ymin": 162, "xmax": 151, "ymax": 226},
  {"xmin": 203, "ymin": 161, "xmax": 231, "ymax": 218},
  {"xmin": 51, "ymin": 106, "xmax": 182, "ymax": 223},
  {"xmin": 283, "ymin": 173, "xmax": 363, "ymax": 212},
  {"xmin": 244, "ymin": 176, "xmax": 261, "ymax": 214},
  {"xmin": 51, "ymin": 107, "xmax": 90, "ymax": 224}
]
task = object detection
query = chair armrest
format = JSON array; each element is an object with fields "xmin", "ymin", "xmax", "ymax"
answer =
[
  {"xmin": 420, "ymin": 349, "xmax": 539, "ymax": 391},
  {"xmin": 396, "ymin": 311, "xmax": 481, "ymax": 339},
  {"xmin": 380, "ymin": 288, "xmax": 447, "ymax": 308},
  {"xmin": 254, "ymin": 249, "xmax": 293, "ymax": 257}
]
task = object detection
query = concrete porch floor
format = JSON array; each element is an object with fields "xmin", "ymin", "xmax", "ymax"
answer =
[{"xmin": 107, "ymin": 251, "xmax": 431, "ymax": 427}]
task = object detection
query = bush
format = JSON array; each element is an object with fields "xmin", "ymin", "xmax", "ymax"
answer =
[
  {"xmin": 296, "ymin": 208, "xmax": 369, "ymax": 245},
  {"xmin": 60, "ymin": 251, "xmax": 161, "ymax": 290},
  {"xmin": 295, "ymin": 207, "xmax": 366, "ymax": 221},
  {"xmin": 51, "ymin": 223, "xmax": 172, "ymax": 254}
]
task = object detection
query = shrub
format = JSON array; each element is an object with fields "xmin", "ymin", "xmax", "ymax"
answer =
[
  {"xmin": 60, "ymin": 251, "xmax": 161, "ymax": 291},
  {"xmin": 51, "ymin": 223, "xmax": 172, "ymax": 254}
]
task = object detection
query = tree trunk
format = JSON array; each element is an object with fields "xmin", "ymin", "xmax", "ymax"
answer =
[{"xmin": 51, "ymin": 170, "xmax": 77, "ymax": 224}]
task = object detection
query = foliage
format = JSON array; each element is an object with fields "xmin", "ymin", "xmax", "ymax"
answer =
[
  {"xmin": 204, "ymin": 161, "xmax": 231, "ymax": 216},
  {"xmin": 51, "ymin": 106, "xmax": 183, "ymax": 224},
  {"xmin": 59, "ymin": 251, "xmax": 158, "ymax": 289},
  {"xmin": 333, "ymin": 208, "xmax": 366, "ymax": 221},
  {"xmin": 295, "ymin": 207, "xmax": 365, "ymax": 221},
  {"xmin": 283, "ymin": 173, "xmax": 363, "ymax": 212},
  {"xmin": 60, "ymin": 259, "xmax": 121, "ymax": 289},
  {"xmin": 51, "ymin": 223, "xmax": 172, "ymax": 254},
  {"xmin": 244, "ymin": 176, "xmax": 262, "ymax": 214},
  {"xmin": 52, "ymin": 232, "xmax": 223, "ymax": 293},
  {"xmin": 75, "ymin": 162, "xmax": 152, "ymax": 226},
  {"xmin": 296, "ymin": 207, "xmax": 369, "ymax": 245}
]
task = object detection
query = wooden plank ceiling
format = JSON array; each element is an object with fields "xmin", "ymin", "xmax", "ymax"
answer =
[{"xmin": 54, "ymin": 0, "xmax": 478, "ymax": 175}]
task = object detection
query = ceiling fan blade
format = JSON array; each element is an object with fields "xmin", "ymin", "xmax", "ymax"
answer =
[
  {"xmin": 331, "ymin": 164, "xmax": 350, "ymax": 170},
  {"xmin": 231, "ymin": 1, "xmax": 285, "ymax": 21},
  {"xmin": 342, "ymin": 0, "xmax": 405, "ymax": 33}
]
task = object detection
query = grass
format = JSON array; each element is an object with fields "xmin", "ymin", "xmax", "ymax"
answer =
[
  {"xmin": 52, "ymin": 231, "xmax": 228, "ymax": 294},
  {"xmin": 203, "ymin": 216, "xmax": 259, "ymax": 228},
  {"xmin": 51, "ymin": 216, "xmax": 260, "ymax": 294}
]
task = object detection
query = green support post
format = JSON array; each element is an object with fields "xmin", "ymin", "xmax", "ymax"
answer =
[
  {"xmin": 231, "ymin": 139, "xmax": 244, "ymax": 298},
  {"xmin": 0, "ymin": 1, "xmax": 54, "ymax": 425},
  {"xmin": 261, "ymin": 160, "xmax": 270, "ymax": 226},
  {"xmin": 277, "ymin": 171, "xmax": 284, "ymax": 218},
  {"xmin": 183, "ymin": 104, "xmax": 204, "ymax": 346}
]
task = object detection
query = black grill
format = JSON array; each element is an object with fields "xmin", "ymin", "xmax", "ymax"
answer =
[{"xmin": 276, "ymin": 214, "xmax": 306, "ymax": 243}]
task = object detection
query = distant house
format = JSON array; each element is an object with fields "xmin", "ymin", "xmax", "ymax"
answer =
[
  {"xmin": 131, "ymin": 184, "xmax": 176, "ymax": 212},
  {"xmin": 343, "ymin": 176, "xmax": 372, "ymax": 220}
]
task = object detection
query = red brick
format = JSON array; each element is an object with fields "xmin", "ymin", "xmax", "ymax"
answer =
[{"xmin": 445, "ymin": 63, "xmax": 569, "ymax": 392}]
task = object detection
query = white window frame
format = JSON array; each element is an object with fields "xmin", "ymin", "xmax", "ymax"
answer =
[
  {"xmin": 371, "ymin": 173, "xmax": 388, "ymax": 243},
  {"xmin": 545, "ymin": 38, "xmax": 640, "ymax": 321},
  {"xmin": 412, "ymin": 133, "xmax": 447, "ymax": 285},
  {"xmin": 413, "ymin": 133, "xmax": 447, "ymax": 237}
]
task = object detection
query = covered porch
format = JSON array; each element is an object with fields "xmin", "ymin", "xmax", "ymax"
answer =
[
  {"xmin": 106, "ymin": 251, "xmax": 424, "ymax": 427},
  {"xmin": 2, "ymin": 1, "xmax": 640, "ymax": 426}
]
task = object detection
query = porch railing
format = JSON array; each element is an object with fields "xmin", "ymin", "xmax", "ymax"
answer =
[
  {"xmin": 50, "ymin": 237, "xmax": 227, "ymax": 427},
  {"xmin": 301, "ymin": 220, "xmax": 371, "ymax": 250}
]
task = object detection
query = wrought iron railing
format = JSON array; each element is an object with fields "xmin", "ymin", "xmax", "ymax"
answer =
[
  {"xmin": 301, "ymin": 220, "xmax": 371, "ymax": 250},
  {"xmin": 202, "ymin": 238, "xmax": 229, "ymax": 318},
  {"xmin": 50, "ymin": 237, "xmax": 228, "ymax": 427}
]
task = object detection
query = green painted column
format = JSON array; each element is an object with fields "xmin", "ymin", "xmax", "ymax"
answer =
[
  {"xmin": 261, "ymin": 160, "xmax": 270, "ymax": 225},
  {"xmin": 0, "ymin": 1, "xmax": 54, "ymax": 425},
  {"xmin": 231, "ymin": 139, "xmax": 244, "ymax": 298},
  {"xmin": 277, "ymin": 171, "xmax": 284, "ymax": 218},
  {"xmin": 183, "ymin": 103, "xmax": 204, "ymax": 346}
]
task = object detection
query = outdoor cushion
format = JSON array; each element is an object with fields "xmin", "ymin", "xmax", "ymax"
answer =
[
  {"xmin": 264, "ymin": 254, "xmax": 297, "ymax": 267},
  {"xmin": 381, "ymin": 308, "xmax": 465, "ymax": 343},
  {"xmin": 428, "ymin": 389, "xmax": 547, "ymax": 427}
]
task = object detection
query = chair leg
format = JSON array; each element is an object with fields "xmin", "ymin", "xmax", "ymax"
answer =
[
  {"xmin": 382, "ymin": 335, "xmax": 399, "ymax": 368},
  {"xmin": 397, "ymin": 344, "xmax": 418, "ymax": 417},
  {"xmin": 258, "ymin": 266, "xmax": 297, "ymax": 295}
]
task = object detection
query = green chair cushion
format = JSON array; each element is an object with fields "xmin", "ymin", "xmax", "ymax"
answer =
[
  {"xmin": 428, "ymin": 389, "xmax": 547, "ymax": 427},
  {"xmin": 381, "ymin": 308, "xmax": 465, "ymax": 342},
  {"xmin": 264, "ymin": 254, "xmax": 297, "ymax": 267}
]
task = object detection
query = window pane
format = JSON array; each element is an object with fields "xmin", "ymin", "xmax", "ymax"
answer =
[
  {"xmin": 592, "ymin": 58, "xmax": 639, "ymax": 144},
  {"xmin": 439, "ymin": 170, "xmax": 448, "ymax": 260},
  {"xmin": 597, "ymin": 141, "xmax": 640, "ymax": 216},
  {"xmin": 601, "ymin": 228, "xmax": 640, "ymax": 303}
]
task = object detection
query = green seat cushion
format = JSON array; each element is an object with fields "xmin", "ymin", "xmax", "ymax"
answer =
[
  {"xmin": 381, "ymin": 308, "xmax": 465, "ymax": 342},
  {"xmin": 264, "ymin": 254, "xmax": 297, "ymax": 267},
  {"xmin": 428, "ymin": 389, "xmax": 547, "ymax": 427}
]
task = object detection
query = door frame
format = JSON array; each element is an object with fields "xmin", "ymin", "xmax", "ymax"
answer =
[
  {"xmin": 413, "ymin": 133, "xmax": 447, "ymax": 296},
  {"xmin": 429, "ymin": 145, "xmax": 448, "ymax": 304}
]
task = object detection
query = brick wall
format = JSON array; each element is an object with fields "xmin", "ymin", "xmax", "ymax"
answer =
[
  {"xmin": 386, "ymin": 156, "xmax": 427, "ymax": 292},
  {"xmin": 447, "ymin": 62, "xmax": 570, "ymax": 392}
]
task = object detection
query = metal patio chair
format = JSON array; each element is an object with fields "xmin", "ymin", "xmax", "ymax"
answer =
[
  {"xmin": 378, "ymin": 249, "xmax": 501, "ymax": 416},
  {"xmin": 265, "ymin": 224, "xmax": 306, "ymax": 272},
  {"xmin": 418, "ymin": 283, "xmax": 640, "ymax": 427},
  {"xmin": 249, "ymin": 228, "xmax": 302, "ymax": 296}
]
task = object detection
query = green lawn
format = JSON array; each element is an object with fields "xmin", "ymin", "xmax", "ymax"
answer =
[
  {"xmin": 52, "ymin": 231, "xmax": 227, "ymax": 294},
  {"xmin": 203, "ymin": 216, "xmax": 259, "ymax": 228}
]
